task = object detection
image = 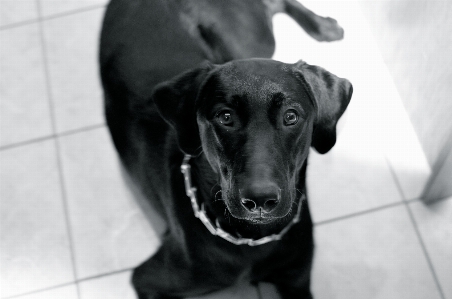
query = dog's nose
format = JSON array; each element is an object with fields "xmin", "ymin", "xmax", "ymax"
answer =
[
  {"xmin": 240, "ymin": 197, "xmax": 279, "ymax": 213},
  {"xmin": 240, "ymin": 184, "xmax": 280, "ymax": 213}
]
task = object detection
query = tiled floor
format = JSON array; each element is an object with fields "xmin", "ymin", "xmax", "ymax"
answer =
[{"xmin": 0, "ymin": 1, "xmax": 450, "ymax": 299}]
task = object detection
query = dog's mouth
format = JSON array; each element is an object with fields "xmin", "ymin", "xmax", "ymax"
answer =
[
  {"xmin": 240, "ymin": 206, "xmax": 288, "ymax": 225},
  {"xmin": 246, "ymin": 217, "xmax": 274, "ymax": 225}
]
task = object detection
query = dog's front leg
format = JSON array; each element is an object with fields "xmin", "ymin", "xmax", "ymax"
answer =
[
  {"xmin": 132, "ymin": 237, "xmax": 235, "ymax": 299},
  {"xmin": 267, "ymin": 267, "xmax": 313, "ymax": 299},
  {"xmin": 132, "ymin": 238, "xmax": 192, "ymax": 299},
  {"xmin": 258, "ymin": 242, "xmax": 314, "ymax": 299}
]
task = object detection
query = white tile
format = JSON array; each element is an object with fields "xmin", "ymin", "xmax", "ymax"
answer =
[
  {"xmin": 0, "ymin": 24, "xmax": 53, "ymax": 147},
  {"xmin": 410, "ymin": 197, "xmax": 452, "ymax": 298},
  {"xmin": 14, "ymin": 284, "xmax": 78, "ymax": 299},
  {"xmin": 189, "ymin": 281, "xmax": 259, "ymax": 299},
  {"xmin": 307, "ymin": 131, "xmax": 403, "ymax": 223},
  {"xmin": 58, "ymin": 127, "xmax": 160, "ymax": 279},
  {"xmin": 40, "ymin": 0, "xmax": 108, "ymax": 17},
  {"xmin": 311, "ymin": 205, "xmax": 441, "ymax": 299},
  {"xmin": 79, "ymin": 271, "xmax": 136, "ymax": 299},
  {"xmin": 0, "ymin": 141, "xmax": 74, "ymax": 297},
  {"xmin": 0, "ymin": 0, "xmax": 38, "ymax": 27},
  {"xmin": 42, "ymin": 8, "xmax": 105, "ymax": 134}
]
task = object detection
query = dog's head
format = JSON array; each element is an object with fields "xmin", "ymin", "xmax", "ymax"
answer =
[{"xmin": 153, "ymin": 59, "xmax": 352, "ymax": 227}]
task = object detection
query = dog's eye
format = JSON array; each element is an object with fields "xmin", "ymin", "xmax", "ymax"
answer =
[
  {"xmin": 216, "ymin": 111, "xmax": 234, "ymax": 126},
  {"xmin": 283, "ymin": 110, "xmax": 299, "ymax": 126}
]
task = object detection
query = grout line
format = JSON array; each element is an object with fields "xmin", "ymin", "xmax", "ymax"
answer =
[
  {"xmin": 404, "ymin": 203, "xmax": 446, "ymax": 299},
  {"xmin": 58, "ymin": 123, "xmax": 106, "ymax": 138},
  {"xmin": 384, "ymin": 156, "xmax": 439, "ymax": 203},
  {"xmin": 0, "ymin": 3, "xmax": 107, "ymax": 31},
  {"xmin": 0, "ymin": 18, "xmax": 40, "ymax": 31},
  {"xmin": 3, "ymin": 268, "xmax": 134, "ymax": 299},
  {"xmin": 38, "ymin": 3, "xmax": 107, "ymax": 22},
  {"xmin": 405, "ymin": 197, "xmax": 421, "ymax": 204},
  {"xmin": 2, "ymin": 282, "xmax": 76, "ymax": 299},
  {"xmin": 76, "ymin": 268, "xmax": 134, "ymax": 284},
  {"xmin": 0, "ymin": 123, "xmax": 106, "ymax": 152},
  {"xmin": 385, "ymin": 157, "xmax": 446, "ymax": 298},
  {"xmin": 36, "ymin": 0, "xmax": 80, "ymax": 298},
  {"xmin": 314, "ymin": 200, "xmax": 405, "ymax": 226},
  {"xmin": 384, "ymin": 156, "xmax": 434, "ymax": 203},
  {"xmin": 0, "ymin": 134, "xmax": 56, "ymax": 151},
  {"xmin": 384, "ymin": 156, "xmax": 409, "ymax": 201},
  {"xmin": 313, "ymin": 147, "xmax": 423, "ymax": 227}
]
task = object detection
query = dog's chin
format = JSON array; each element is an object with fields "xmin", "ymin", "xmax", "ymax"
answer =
[
  {"xmin": 232, "ymin": 212, "xmax": 293, "ymax": 228},
  {"xmin": 226, "ymin": 203, "xmax": 294, "ymax": 224},
  {"xmin": 217, "ymin": 202, "xmax": 299, "ymax": 239},
  {"xmin": 227, "ymin": 211, "xmax": 295, "ymax": 239}
]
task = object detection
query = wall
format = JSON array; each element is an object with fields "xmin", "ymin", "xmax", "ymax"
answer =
[{"xmin": 360, "ymin": 0, "xmax": 452, "ymax": 200}]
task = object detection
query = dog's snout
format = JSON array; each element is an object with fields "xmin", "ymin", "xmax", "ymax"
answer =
[{"xmin": 240, "ymin": 184, "xmax": 280, "ymax": 213}]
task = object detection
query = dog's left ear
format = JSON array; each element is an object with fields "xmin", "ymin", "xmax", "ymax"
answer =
[
  {"xmin": 152, "ymin": 62, "xmax": 214, "ymax": 155},
  {"xmin": 294, "ymin": 60, "xmax": 353, "ymax": 154}
]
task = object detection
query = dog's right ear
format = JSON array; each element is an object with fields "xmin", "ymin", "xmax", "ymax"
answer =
[{"xmin": 152, "ymin": 62, "xmax": 214, "ymax": 155}]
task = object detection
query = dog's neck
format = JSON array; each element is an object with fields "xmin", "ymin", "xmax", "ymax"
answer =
[{"xmin": 189, "ymin": 153, "xmax": 308, "ymax": 240}]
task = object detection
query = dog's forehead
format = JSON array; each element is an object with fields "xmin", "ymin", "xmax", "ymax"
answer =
[{"xmin": 203, "ymin": 60, "xmax": 311, "ymax": 108}]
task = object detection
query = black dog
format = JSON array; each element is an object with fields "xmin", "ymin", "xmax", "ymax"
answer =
[{"xmin": 100, "ymin": 0, "xmax": 352, "ymax": 298}]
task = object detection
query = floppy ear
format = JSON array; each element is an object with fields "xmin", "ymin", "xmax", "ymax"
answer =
[
  {"xmin": 152, "ymin": 62, "xmax": 214, "ymax": 155},
  {"xmin": 294, "ymin": 60, "xmax": 353, "ymax": 154}
]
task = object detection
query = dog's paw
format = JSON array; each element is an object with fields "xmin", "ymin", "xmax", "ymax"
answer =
[{"xmin": 309, "ymin": 16, "xmax": 344, "ymax": 42}]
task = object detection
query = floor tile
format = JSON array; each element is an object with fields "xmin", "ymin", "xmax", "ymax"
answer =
[
  {"xmin": 0, "ymin": 141, "xmax": 74, "ymax": 297},
  {"xmin": 0, "ymin": 24, "xmax": 53, "ymax": 147},
  {"xmin": 14, "ymin": 284, "xmax": 78, "ymax": 299},
  {"xmin": 42, "ymin": 8, "xmax": 105, "ymax": 134},
  {"xmin": 189, "ymin": 281, "xmax": 259, "ymax": 299},
  {"xmin": 79, "ymin": 271, "xmax": 136, "ymax": 299},
  {"xmin": 311, "ymin": 205, "xmax": 442, "ymax": 299},
  {"xmin": 78, "ymin": 270, "xmax": 259, "ymax": 299},
  {"xmin": 40, "ymin": 0, "xmax": 108, "ymax": 17},
  {"xmin": 410, "ymin": 197, "xmax": 452, "ymax": 298},
  {"xmin": 58, "ymin": 127, "xmax": 160, "ymax": 279},
  {"xmin": 306, "ymin": 133, "xmax": 403, "ymax": 223},
  {"xmin": 0, "ymin": 0, "xmax": 38, "ymax": 27}
]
